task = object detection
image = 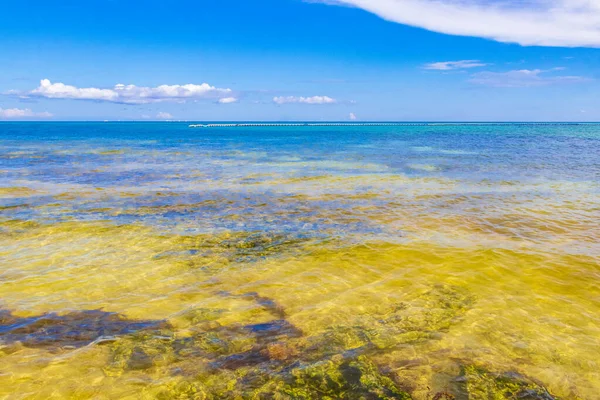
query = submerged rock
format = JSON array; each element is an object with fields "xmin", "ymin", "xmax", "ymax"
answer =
[
  {"xmin": 0, "ymin": 309, "xmax": 167, "ymax": 349},
  {"xmin": 244, "ymin": 320, "xmax": 302, "ymax": 340}
]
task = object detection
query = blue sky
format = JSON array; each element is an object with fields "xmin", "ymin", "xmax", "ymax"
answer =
[{"xmin": 0, "ymin": 0, "xmax": 599, "ymax": 121}]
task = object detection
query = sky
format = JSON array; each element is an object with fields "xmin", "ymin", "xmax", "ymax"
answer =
[{"xmin": 1, "ymin": 0, "xmax": 599, "ymax": 121}]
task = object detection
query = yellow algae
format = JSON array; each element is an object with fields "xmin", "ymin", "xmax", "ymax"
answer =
[
  {"xmin": 1, "ymin": 228, "xmax": 597, "ymax": 398},
  {"xmin": 0, "ymin": 218, "xmax": 41, "ymax": 234},
  {"xmin": 176, "ymin": 242, "xmax": 597, "ymax": 398},
  {"xmin": 0, "ymin": 203, "xmax": 29, "ymax": 211},
  {"xmin": 96, "ymin": 149, "xmax": 126, "ymax": 155},
  {"xmin": 0, "ymin": 186, "xmax": 43, "ymax": 198},
  {"xmin": 52, "ymin": 189, "xmax": 144, "ymax": 201},
  {"xmin": 0, "ymin": 221, "xmax": 313, "ymax": 319},
  {"xmin": 1, "ymin": 182, "xmax": 599, "ymax": 399},
  {"xmin": 3, "ymin": 125, "xmax": 600, "ymax": 399},
  {"xmin": 234, "ymin": 174, "xmax": 457, "ymax": 199},
  {"xmin": 275, "ymin": 174, "xmax": 336, "ymax": 184},
  {"xmin": 108, "ymin": 199, "xmax": 236, "ymax": 216},
  {"xmin": 408, "ymin": 164, "xmax": 440, "ymax": 172},
  {"xmin": 263, "ymin": 159, "xmax": 390, "ymax": 172}
]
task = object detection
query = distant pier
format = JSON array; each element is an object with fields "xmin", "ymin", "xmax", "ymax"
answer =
[
  {"xmin": 189, "ymin": 122, "xmax": 587, "ymax": 128},
  {"xmin": 190, "ymin": 123, "xmax": 404, "ymax": 128}
]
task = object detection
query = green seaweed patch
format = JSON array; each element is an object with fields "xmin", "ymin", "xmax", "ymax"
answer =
[
  {"xmin": 103, "ymin": 285, "xmax": 476, "ymax": 398},
  {"xmin": 150, "ymin": 355, "xmax": 411, "ymax": 399},
  {"xmin": 372, "ymin": 284, "xmax": 475, "ymax": 348},
  {"xmin": 306, "ymin": 284, "xmax": 475, "ymax": 356},
  {"xmin": 210, "ymin": 232, "xmax": 310, "ymax": 257},
  {"xmin": 154, "ymin": 379, "xmax": 210, "ymax": 399},
  {"xmin": 163, "ymin": 231, "xmax": 313, "ymax": 267},
  {"xmin": 153, "ymin": 368, "xmax": 250, "ymax": 399},
  {"xmin": 307, "ymin": 325, "xmax": 376, "ymax": 357},
  {"xmin": 192, "ymin": 329, "xmax": 256, "ymax": 358},
  {"xmin": 171, "ymin": 292, "xmax": 289, "ymax": 329},
  {"xmin": 104, "ymin": 292, "xmax": 302, "ymax": 378},
  {"xmin": 105, "ymin": 309, "xmax": 301, "ymax": 377},
  {"xmin": 179, "ymin": 308, "xmax": 226, "ymax": 326},
  {"xmin": 0, "ymin": 203, "xmax": 29, "ymax": 211},
  {"xmin": 251, "ymin": 355, "xmax": 411, "ymax": 399},
  {"xmin": 456, "ymin": 365, "xmax": 558, "ymax": 400},
  {"xmin": 105, "ymin": 330, "xmax": 178, "ymax": 376},
  {"xmin": 104, "ymin": 326, "xmax": 250, "ymax": 377},
  {"xmin": 0, "ymin": 219, "xmax": 41, "ymax": 236}
]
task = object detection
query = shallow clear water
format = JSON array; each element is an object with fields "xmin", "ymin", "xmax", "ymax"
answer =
[{"xmin": 1, "ymin": 122, "xmax": 599, "ymax": 399}]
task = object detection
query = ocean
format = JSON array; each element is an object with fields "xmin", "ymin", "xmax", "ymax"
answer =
[{"xmin": 1, "ymin": 122, "xmax": 599, "ymax": 399}]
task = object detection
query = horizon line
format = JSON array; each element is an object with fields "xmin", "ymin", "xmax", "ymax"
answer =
[{"xmin": 2, "ymin": 120, "xmax": 600, "ymax": 124}]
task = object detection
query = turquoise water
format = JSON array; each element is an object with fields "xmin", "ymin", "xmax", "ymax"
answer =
[
  {"xmin": 1, "ymin": 122, "xmax": 599, "ymax": 399},
  {"xmin": 2, "ymin": 123, "xmax": 598, "ymax": 233}
]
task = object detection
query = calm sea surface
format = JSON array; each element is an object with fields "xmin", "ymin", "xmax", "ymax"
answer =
[{"xmin": 1, "ymin": 122, "xmax": 599, "ymax": 399}]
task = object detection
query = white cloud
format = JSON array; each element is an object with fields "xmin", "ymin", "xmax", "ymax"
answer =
[
  {"xmin": 19, "ymin": 79, "xmax": 234, "ymax": 104},
  {"xmin": 349, "ymin": 112, "xmax": 357, "ymax": 120},
  {"xmin": 424, "ymin": 60, "xmax": 487, "ymax": 71},
  {"xmin": 469, "ymin": 68, "xmax": 589, "ymax": 87},
  {"xmin": 273, "ymin": 96, "xmax": 337, "ymax": 105},
  {"xmin": 313, "ymin": 0, "xmax": 600, "ymax": 47},
  {"xmin": 155, "ymin": 112, "xmax": 173, "ymax": 120},
  {"xmin": 0, "ymin": 107, "xmax": 53, "ymax": 119},
  {"xmin": 218, "ymin": 97, "xmax": 238, "ymax": 104}
]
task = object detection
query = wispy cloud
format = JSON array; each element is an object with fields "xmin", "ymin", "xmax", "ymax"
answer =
[
  {"xmin": 312, "ymin": 0, "xmax": 600, "ymax": 47},
  {"xmin": 12, "ymin": 79, "xmax": 234, "ymax": 104},
  {"xmin": 155, "ymin": 112, "xmax": 173, "ymax": 120},
  {"xmin": 424, "ymin": 60, "xmax": 487, "ymax": 71},
  {"xmin": 273, "ymin": 96, "xmax": 337, "ymax": 105},
  {"xmin": 469, "ymin": 68, "xmax": 589, "ymax": 88},
  {"xmin": 218, "ymin": 97, "xmax": 239, "ymax": 104},
  {"xmin": 0, "ymin": 107, "xmax": 53, "ymax": 119},
  {"xmin": 349, "ymin": 112, "xmax": 357, "ymax": 120}
]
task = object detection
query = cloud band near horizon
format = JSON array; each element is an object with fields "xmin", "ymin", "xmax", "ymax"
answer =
[
  {"xmin": 13, "ymin": 79, "xmax": 237, "ymax": 104},
  {"xmin": 273, "ymin": 96, "xmax": 337, "ymax": 104},
  {"xmin": 0, "ymin": 107, "xmax": 53, "ymax": 119}
]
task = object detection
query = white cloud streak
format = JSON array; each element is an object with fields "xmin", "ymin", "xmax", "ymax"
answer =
[
  {"xmin": 0, "ymin": 107, "xmax": 53, "ymax": 119},
  {"xmin": 155, "ymin": 112, "xmax": 173, "ymax": 120},
  {"xmin": 424, "ymin": 60, "xmax": 487, "ymax": 70},
  {"xmin": 313, "ymin": 0, "xmax": 600, "ymax": 47},
  {"xmin": 19, "ymin": 79, "xmax": 234, "ymax": 104},
  {"xmin": 273, "ymin": 96, "xmax": 337, "ymax": 105},
  {"xmin": 218, "ymin": 97, "xmax": 239, "ymax": 104},
  {"xmin": 469, "ymin": 68, "xmax": 589, "ymax": 87}
]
